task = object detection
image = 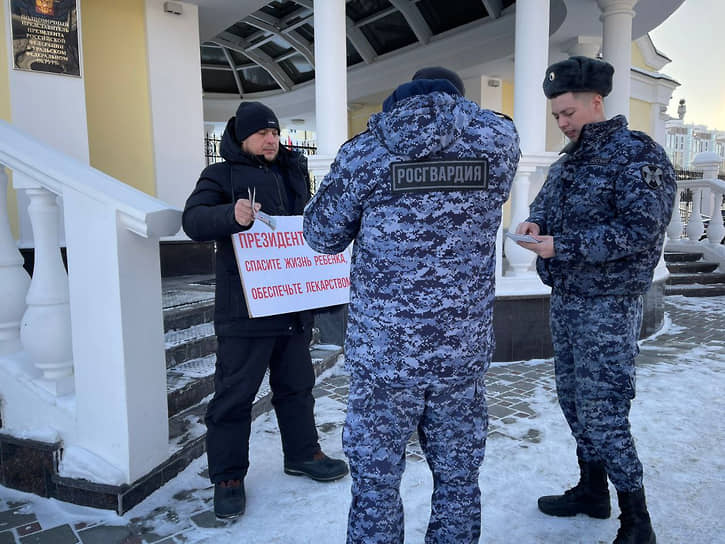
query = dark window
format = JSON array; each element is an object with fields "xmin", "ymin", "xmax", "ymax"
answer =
[
  {"xmin": 346, "ymin": 39, "xmax": 364, "ymax": 66},
  {"xmin": 418, "ymin": 0, "xmax": 487, "ymax": 34},
  {"xmin": 347, "ymin": 0, "xmax": 393, "ymax": 23},
  {"xmin": 260, "ymin": 41, "xmax": 291, "ymax": 59},
  {"xmin": 361, "ymin": 11, "xmax": 417, "ymax": 55},
  {"xmin": 227, "ymin": 50, "xmax": 251, "ymax": 67},
  {"xmin": 260, "ymin": 1, "xmax": 302, "ymax": 20},
  {"xmin": 240, "ymin": 66, "xmax": 279, "ymax": 93},
  {"xmin": 297, "ymin": 23, "xmax": 314, "ymax": 42},
  {"xmin": 202, "ymin": 69, "xmax": 239, "ymax": 94},
  {"xmin": 280, "ymin": 54, "xmax": 313, "ymax": 84},
  {"xmin": 200, "ymin": 45, "xmax": 230, "ymax": 66},
  {"xmin": 227, "ymin": 22, "xmax": 258, "ymax": 40}
]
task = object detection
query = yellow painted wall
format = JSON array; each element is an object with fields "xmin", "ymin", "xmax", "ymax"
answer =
[
  {"xmin": 630, "ymin": 42, "xmax": 656, "ymax": 138},
  {"xmin": 0, "ymin": 2, "xmax": 9, "ymax": 123},
  {"xmin": 0, "ymin": 1, "xmax": 19, "ymax": 239},
  {"xmin": 629, "ymin": 98, "xmax": 651, "ymax": 134},
  {"xmin": 499, "ymin": 81, "xmax": 513, "ymax": 228},
  {"xmin": 631, "ymin": 42, "xmax": 655, "ymax": 72},
  {"xmin": 348, "ymin": 104, "xmax": 380, "ymax": 139},
  {"xmin": 81, "ymin": 0, "xmax": 156, "ymax": 196},
  {"xmin": 501, "ymin": 80, "xmax": 514, "ymax": 119}
]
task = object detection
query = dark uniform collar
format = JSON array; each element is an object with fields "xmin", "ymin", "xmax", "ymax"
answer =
[{"xmin": 560, "ymin": 114, "xmax": 628, "ymax": 155}]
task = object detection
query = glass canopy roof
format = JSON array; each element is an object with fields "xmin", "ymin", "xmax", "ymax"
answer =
[{"xmin": 200, "ymin": 0, "xmax": 516, "ymax": 96}]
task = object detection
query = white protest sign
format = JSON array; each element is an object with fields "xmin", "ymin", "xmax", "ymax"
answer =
[{"xmin": 232, "ymin": 215, "xmax": 351, "ymax": 317}]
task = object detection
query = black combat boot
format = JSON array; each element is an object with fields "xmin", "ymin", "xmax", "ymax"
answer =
[
  {"xmin": 538, "ymin": 459, "xmax": 611, "ymax": 518},
  {"xmin": 613, "ymin": 488, "xmax": 656, "ymax": 543}
]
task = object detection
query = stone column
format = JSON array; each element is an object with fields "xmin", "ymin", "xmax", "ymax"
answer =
[
  {"xmin": 563, "ymin": 35, "xmax": 602, "ymax": 59},
  {"xmin": 0, "ymin": 169, "xmax": 31, "ymax": 355},
  {"xmin": 597, "ymin": 0, "xmax": 638, "ymax": 119},
  {"xmin": 310, "ymin": 0, "xmax": 348, "ymax": 185},
  {"xmin": 505, "ymin": 0, "xmax": 550, "ymax": 275}
]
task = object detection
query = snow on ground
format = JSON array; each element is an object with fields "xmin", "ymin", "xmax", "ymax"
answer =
[{"xmin": 1, "ymin": 298, "xmax": 723, "ymax": 543}]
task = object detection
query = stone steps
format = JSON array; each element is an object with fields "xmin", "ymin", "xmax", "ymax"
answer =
[
  {"xmin": 667, "ymin": 272, "xmax": 725, "ymax": 285},
  {"xmin": 664, "ymin": 252, "xmax": 725, "ymax": 297},
  {"xmin": 665, "ymin": 283, "xmax": 725, "ymax": 297},
  {"xmin": 19, "ymin": 275, "xmax": 346, "ymax": 514},
  {"xmin": 159, "ymin": 274, "xmax": 345, "ymax": 513},
  {"xmin": 665, "ymin": 260, "xmax": 719, "ymax": 274},
  {"xmin": 162, "ymin": 277, "xmax": 217, "ymax": 419}
]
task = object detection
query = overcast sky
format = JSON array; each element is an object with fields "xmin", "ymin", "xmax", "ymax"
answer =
[{"xmin": 649, "ymin": 0, "xmax": 725, "ymax": 130}]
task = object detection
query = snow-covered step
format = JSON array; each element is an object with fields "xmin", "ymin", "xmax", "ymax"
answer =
[{"xmin": 164, "ymin": 322, "xmax": 217, "ymax": 368}]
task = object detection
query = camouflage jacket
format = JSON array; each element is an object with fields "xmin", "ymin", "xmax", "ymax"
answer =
[
  {"xmin": 527, "ymin": 115, "xmax": 676, "ymax": 296},
  {"xmin": 304, "ymin": 88, "xmax": 520, "ymax": 384}
]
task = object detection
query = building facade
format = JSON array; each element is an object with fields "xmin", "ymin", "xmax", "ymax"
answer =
[{"xmin": 0, "ymin": 0, "xmax": 690, "ymax": 511}]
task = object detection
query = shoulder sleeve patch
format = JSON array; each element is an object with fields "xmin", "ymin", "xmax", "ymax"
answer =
[
  {"xmin": 390, "ymin": 159, "xmax": 488, "ymax": 193},
  {"xmin": 640, "ymin": 164, "xmax": 664, "ymax": 189}
]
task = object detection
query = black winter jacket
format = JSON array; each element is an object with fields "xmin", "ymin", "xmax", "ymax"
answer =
[{"xmin": 183, "ymin": 118, "xmax": 313, "ymax": 336}]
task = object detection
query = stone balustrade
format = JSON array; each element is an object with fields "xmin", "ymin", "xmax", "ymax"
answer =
[
  {"xmin": 0, "ymin": 120, "xmax": 181, "ymax": 484},
  {"xmin": 666, "ymin": 152, "xmax": 725, "ymax": 271}
]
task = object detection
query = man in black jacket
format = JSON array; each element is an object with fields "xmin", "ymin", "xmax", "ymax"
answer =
[{"xmin": 183, "ymin": 101, "xmax": 348, "ymax": 520}]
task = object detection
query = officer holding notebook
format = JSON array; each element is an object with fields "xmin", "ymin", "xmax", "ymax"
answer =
[
  {"xmin": 183, "ymin": 101, "xmax": 347, "ymax": 521},
  {"xmin": 304, "ymin": 67, "xmax": 520, "ymax": 543},
  {"xmin": 514, "ymin": 56, "xmax": 675, "ymax": 543}
]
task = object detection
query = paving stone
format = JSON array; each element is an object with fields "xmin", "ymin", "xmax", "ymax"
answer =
[
  {"xmin": 0, "ymin": 508, "xmax": 37, "ymax": 532},
  {"xmin": 189, "ymin": 510, "xmax": 232, "ymax": 529},
  {"xmin": 19, "ymin": 525, "xmax": 77, "ymax": 544},
  {"xmin": 1, "ymin": 295, "xmax": 721, "ymax": 543},
  {"xmin": 16, "ymin": 522, "xmax": 41, "ymax": 536},
  {"xmin": 76, "ymin": 525, "xmax": 136, "ymax": 544},
  {"xmin": 488, "ymin": 404, "xmax": 516, "ymax": 419}
]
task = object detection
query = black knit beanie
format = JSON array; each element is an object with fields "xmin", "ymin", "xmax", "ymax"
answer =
[
  {"xmin": 412, "ymin": 66, "xmax": 465, "ymax": 96},
  {"xmin": 234, "ymin": 101, "xmax": 280, "ymax": 142}
]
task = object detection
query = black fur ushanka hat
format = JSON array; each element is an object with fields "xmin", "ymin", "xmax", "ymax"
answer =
[{"xmin": 543, "ymin": 56, "xmax": 614, "ymax": 99}]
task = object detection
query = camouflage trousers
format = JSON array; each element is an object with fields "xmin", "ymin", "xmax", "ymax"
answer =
[
  {"xmin": 550, "ymin": 292, "xmax": 644, "ymax": 492},
  {"xmin": 343, "ymin": 375, "xmax": 487, "ymax": 544}
]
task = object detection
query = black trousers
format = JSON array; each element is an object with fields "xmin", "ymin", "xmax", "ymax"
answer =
[{"xmin": 205, "ymin": 333, "xmax": 320, "ymax": 483}]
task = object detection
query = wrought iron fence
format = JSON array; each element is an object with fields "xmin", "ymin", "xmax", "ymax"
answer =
[
  {"xmin": 204, "ymin": 133, "xmax": 223, "ymax": 166},
  {"xmin": 204, "ymin": 133, "xmax": 317, "ymax": 166}
]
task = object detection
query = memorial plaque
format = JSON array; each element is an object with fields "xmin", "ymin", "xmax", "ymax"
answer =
[{"xmin": 10, "ymin": 0, "xmax": 81, "ymax": 77}]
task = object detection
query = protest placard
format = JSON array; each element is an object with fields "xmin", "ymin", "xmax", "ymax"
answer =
[{"xmin": 232, "ymin": 216, "xmax": 351, "ymax": 317}]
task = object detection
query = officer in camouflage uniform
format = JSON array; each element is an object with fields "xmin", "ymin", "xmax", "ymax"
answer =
[
  {"xmin": 304, "ymin": 67, "xmax": 520, "ymax": 543},
  {"xmin": 515, "ymin": 56, "xmax": 676, "ymax": 544}
]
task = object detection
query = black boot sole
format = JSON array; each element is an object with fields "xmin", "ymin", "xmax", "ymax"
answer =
[
  {"xmin": 283, "ymin": 466, "xmax": 348, "ymax": 481},
  {"xmin": 538, "ymin": 499, "xmax": 611, "ymax": 519},
  {"xmin": 215, "ymin": 510, "xmax": 244, "ymax": 521}
]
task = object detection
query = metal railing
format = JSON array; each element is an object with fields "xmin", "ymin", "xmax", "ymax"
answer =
[{"xmin": 204, "ymin": 133, "xmax": 317, "ymax": 166}]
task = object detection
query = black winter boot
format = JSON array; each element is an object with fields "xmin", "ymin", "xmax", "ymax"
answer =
[
  {"xmin": 613, "ymin": 488, "xmax": 656, "ymax": 544},
  {"xmin": 284, "ymin": 450, "xmax": 349, "ymax": 482},
  {"xmin": 213, "ymin": 479, "xmax": 245, "ymax": 519},
  {"xmin": 538, "ymin": 459, "xmax": 611, "ymax": 518}
]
